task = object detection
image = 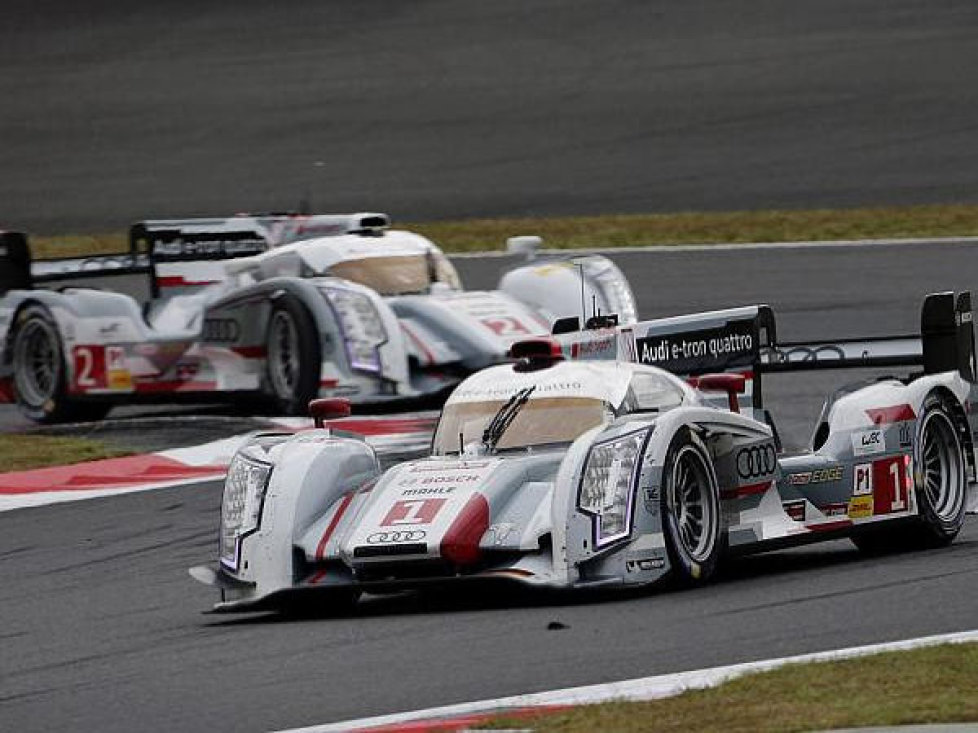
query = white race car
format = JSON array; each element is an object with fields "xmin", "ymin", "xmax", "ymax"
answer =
[
  {"xmin": 0, "ymin": 213, "xmax": 636, "ymax": 421},
  {"xmin": 191, "ymin": 291, "xmax": 978, "ymax": 612}
]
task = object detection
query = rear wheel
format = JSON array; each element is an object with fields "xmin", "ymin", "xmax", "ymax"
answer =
[
  {"xmin": 853, "ymin": 394, "xmax": 966, "ymax": 553},
  {"xmin": 265, "ymin": 295, "xmax": 321, "ymax": 415},
  {"xmin": 11, "ymin": 305, "xmax": 111, "ymax": 423},
  {"xmin": 661, "ymin": 429, "xmax": 724, "ymax": 584},
  {"xmin": 912, "ymin": 395, "xmax": 966, "ymax": 545}
]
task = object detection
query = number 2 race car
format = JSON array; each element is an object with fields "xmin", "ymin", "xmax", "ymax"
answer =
[
  {"xmin": 190, "ymin": 290, "xmax": 977, "ymax": 612},
  {"xmin": 0, "ymin": 213, "xmax": 636, "ymax": 422}
]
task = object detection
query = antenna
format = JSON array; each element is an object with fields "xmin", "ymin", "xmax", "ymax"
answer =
[
  {"xmin": 459, "ymin": 431, "xmax": 464, "ymax": 456},
  {"xmin": 578, "ymin": 262, "xmax": 586, "ymax": 325}
]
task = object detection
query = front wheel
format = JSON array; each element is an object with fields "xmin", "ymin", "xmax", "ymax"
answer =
[
  {"xmin": 265, "ymin": 295, "xmax": 321, "ymax": 415},
  {"xmin": 11, "ymin": 305, "xmax": 111, "ymax": 423},
  {"xmin": 661, "ymin": 429, "xmax": 724, "ymax": 584}
]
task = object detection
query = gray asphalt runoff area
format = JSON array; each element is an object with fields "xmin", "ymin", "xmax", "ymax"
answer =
[
  {"xmin": 2, "ymin": 1, "xmax": 978, "ymax": 233},
  {"xmin": 3, "ymin": 242, "xmax": 978, "ymax": 733}
]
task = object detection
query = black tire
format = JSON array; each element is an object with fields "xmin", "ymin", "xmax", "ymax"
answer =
[
  {"xmin": 853, "ymin": 393, "xmax": 967, "ymax": 553},
  {"xmin": 661, "ymin": 429, "xmax": 725, "ymax": 584},
  {"xmin": 265, "ymin": 295, "xmax": 321, "ymax": 415},
  {"xmin": 10, "ymin": 305, "xmax": 112, "ymax": 424},
  {"xmin": 910, "ymin": 393, "xmax": 967, "ymax": 546}
]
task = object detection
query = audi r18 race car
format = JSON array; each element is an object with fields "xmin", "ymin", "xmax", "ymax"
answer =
[
  {"xmin": 0, "ymin": 213, "xmax": 636, "ymax": 422},
  {"xmin": 190, "ymin": 291, "xmax": 978, "ymax": 612}
]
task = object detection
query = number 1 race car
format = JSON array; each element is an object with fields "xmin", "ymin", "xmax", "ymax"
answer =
[
  {"xmin": 0, "ymin": 214, "xmax": 636, "ymax": 422},
  {"xmin": 190, "ymin": 290, "xmax": 977, "ymax": 612}
]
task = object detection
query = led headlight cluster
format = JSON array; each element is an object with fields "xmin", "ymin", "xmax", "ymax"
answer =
[
  {"xmin": 220, "ymin": 451, "xmax": 273, "ymax": 571},
  {"xmin": 578, "ymin": 430, "xmax": 647, "ymax": 547},
  {"xmin": 321, "ymin": 286, "xmax": 388, "ymax": 373}
]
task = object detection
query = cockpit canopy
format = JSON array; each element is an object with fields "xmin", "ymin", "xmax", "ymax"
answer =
[
  {"xmin": 431, "ymin": 361, "xmax": 688, "ymax": 455},
  {"xmin": 236, "ymin": 229, "xmax": 462, "ymax": 296}
]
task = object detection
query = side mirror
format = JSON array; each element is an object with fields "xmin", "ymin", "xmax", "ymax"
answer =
[
  {"xmin": 689, "ymin": 373, "xmax": 746, "ymax": 413},
  {"xmin": 308, "ymin": 398, "xmax": 352, "ymax": 428},
  {"xmin": 506, "ymin": 235, "xmax": 542, "ymax": 260}
]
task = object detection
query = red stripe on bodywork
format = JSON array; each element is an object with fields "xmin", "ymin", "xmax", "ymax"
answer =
[
  {"xmin": 440, "ymin": 493, "xmax": 490, "ymax": 566},
  {"xmin": 316, "ymin": 492, "xmax": 356, "ymax": 560},
  {"xmin": 157, "ymin": 276, "xmax": 219, "ymax": 288},
  {"xmin": 230, "ymin": 346, "xmax": 266, "ymax": 359},
  {"xmin": 865, "ymin": 404, "xmax": 916, "ymax": 425},
  {"xmin": 0, "ymin": 377, "xmax": 13, "ymax": 403},
  {"xmin": 133, "ymin": 380, "xmax": 218, "ymax": 393},
  {"xmin": 720, "ymin": 481, "xmax": 771, "ymax": 499},
  {"xmin": 401, "ymin": 321, "xmax": 437, "ymax": 366}
]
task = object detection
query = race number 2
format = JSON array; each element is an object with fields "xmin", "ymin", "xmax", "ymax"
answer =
[
  {"xmin": 73, "ymin": 346, "xmax": 107, "ymax": 390},
  {"xmin": 72, "ymin": 345, "xmax": 131, "ymax": 391}
]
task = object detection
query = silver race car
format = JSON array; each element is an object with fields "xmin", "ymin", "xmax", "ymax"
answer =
[
  {"xmin": 0, "ymin": 214, "xmax": 635, "ymax": 422},
  {"xmin": 191, "ymin": 291, "xmax": 977, "ymax": 612}
]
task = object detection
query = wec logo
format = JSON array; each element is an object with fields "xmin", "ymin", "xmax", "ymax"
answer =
[{"xmin": 852, "ymin": 429, "xmax": 886, "ymax": 457}]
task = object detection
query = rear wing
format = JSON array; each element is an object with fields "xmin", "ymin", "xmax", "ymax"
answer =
[
  {"xmin": 552, "ymin": 290, "xmax": 975, "ymax": 418},
  {"xmin": 0, "ymin": 212, "xmax": 392, "ymax": 300},
  {"xmin": 129, "ymin": 212, "xmax": 390, "ymax": 263},
  {"xmin": 130, "ymin": 212, "xmax": 390, "ymax": 296},
  {"xmin": 0, "ymin": 230, "xmax": 151, "ymax": 298}
]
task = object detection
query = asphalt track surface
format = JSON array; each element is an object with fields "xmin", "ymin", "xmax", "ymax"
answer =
[
  {"xmin": 3, "ymin": 1, "xmax": 978, "ymax": 233},
  {"xmin": 4, "ymin": 242, "xmax": 978, "ymax": 732}
]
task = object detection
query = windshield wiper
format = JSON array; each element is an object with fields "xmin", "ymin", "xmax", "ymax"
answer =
[{"xmin": 481, "ymin": 386, "xmax": 536, "ymax": 454}]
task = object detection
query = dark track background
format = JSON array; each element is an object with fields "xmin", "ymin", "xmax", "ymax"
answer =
[
  {"xmin": 3, "ymin": 242, "xmax": 978, "ymax": 733},
  {"xmin": 2, "ymin": 1, "xmax": 978, "ymax": 233}
]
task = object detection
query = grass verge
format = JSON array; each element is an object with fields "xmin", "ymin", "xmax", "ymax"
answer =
[
  {"xmin": 487, "ymin": 643, "xmax": 978, "ymax": 733},
  {"xmin": 0, "ymin": 434, "xmax": 130, "ymax": 472},
  {"xmin": 29, "ymin": 203, "xmax": 978, "ymax": 258}
]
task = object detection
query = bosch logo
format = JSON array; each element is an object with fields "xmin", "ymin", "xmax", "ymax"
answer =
[
  {"xmin": 203, "ymin": 318, "xmax": 240, "ymax": 343},
  {"xmin": 736, "ymin": 444, "xmax": 777, "ymax": 479},
  {"xmin": 366, "ymin": 530, "xmax": 427, "ymax": 544}
]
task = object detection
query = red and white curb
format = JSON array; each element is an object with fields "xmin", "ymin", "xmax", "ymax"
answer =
[
  {"xmin": 275, "ymin": 630, "xmax": 978, "ymax": 733},
  {"xmin": 0, "ymin": 413, "xmax": 437, "ymax": 512}
]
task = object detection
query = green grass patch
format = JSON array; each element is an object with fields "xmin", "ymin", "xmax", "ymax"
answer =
[
  {"xmin": 486, "ymin": 643, "xmax": 978, "ymax": 733},
  {"xmin": 28, "ymin": 203, "xmax": 978, "ymax": 259},
  {"xmin": 0, "ymin": 434, "xmax": 130, "ymax": 472}
]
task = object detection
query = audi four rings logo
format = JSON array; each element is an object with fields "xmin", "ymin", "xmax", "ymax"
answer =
[
  {"xmin": 736, "ymin": 444, "xmax": 777, "ymax": 479},
  {"xmin": 366, "ymin": 530, "xmax": 427, "ymax": 544},
  {"xmin": 203, "ymin": 318, "xmax": 240, "ymax": 342}
]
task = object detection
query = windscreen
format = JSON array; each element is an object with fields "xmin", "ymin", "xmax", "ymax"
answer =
[
  {"xmin": 432, "ymin": 396, "xmax": 610, "ymax": 455},
  {"xmin": 329, "ymin": 255, "xmax": 430, "ymax": 295}
]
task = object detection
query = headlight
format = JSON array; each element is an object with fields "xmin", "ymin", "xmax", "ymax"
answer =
[
  {"xmin": 321, "ymin": 286, "xmax": 388, "ymax": 373},
  {"xmin": 220, "ymin": 451, "xmax": 273, "ymax": 571},
  {"xmin": 578, "ymin": 430, "xmax": 647, "ymax": 547}
]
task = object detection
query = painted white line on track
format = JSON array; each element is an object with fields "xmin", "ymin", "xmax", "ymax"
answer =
[
  {"xmin": 276, "ymin": 629, "xmax": 978, "ymax": 733},
  {"xmin": 449, "ymin": 235, "xmax": 978, "ymax": 258}
]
